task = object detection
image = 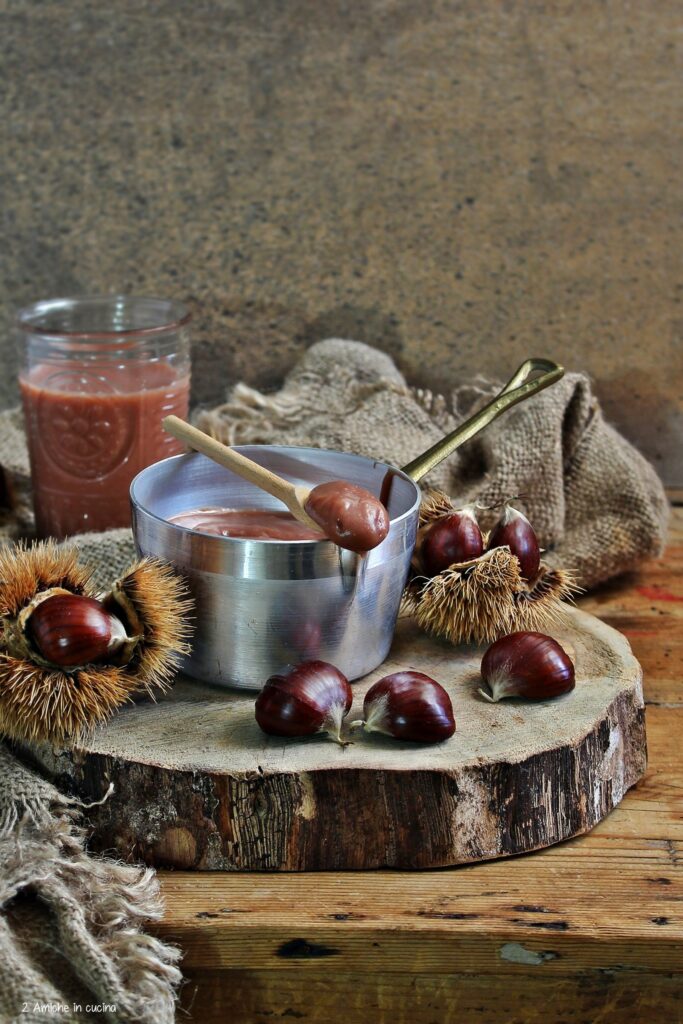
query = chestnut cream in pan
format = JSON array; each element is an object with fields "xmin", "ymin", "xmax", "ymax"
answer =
[
  {"xmin": 170, "ymin": 483, "xmax": 390, "ymax": 551},
  {"xmin": 169, "ymin": 508, "xmax": 324, "ymax": 541},
  {"xmin": 170, "ymin": 479, "xmax": 390, "ymax": 551}
]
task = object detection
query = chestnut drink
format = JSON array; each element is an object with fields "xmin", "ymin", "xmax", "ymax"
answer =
[
  {"xmin": 22, "ymin": 362, "xmax": 189, "ymax": 538},
  {"xmin": 18, "ymin": 296, "xmax": 191, "ymax": 539},
  {"xmin": 160, "ymin": 415, "xmax": 390, "ymax": 554},
  {"xmin": 169, "ymin": 489, "xmax": 390, "ymax": 551}
]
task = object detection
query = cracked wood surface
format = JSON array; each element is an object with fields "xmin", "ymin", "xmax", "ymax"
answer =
[{"xmin": 155, "ymin": 507, "xmax": 682, "ymax": 1021}]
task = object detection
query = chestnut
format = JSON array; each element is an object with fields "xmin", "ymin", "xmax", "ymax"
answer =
[
  {"xmin": 479, "ymin": 631, "xmax": 575, "ymax": 702},
  {"xmin": 255, "ymin": 660, "xmax": 353, "ymax": 744},
  {"xmin": 355, "ymin": 671, "xmax": 456, "ymax": 743},
  {"xmin": 487, "ymin": 504, "xmax": 540, "ymax": 583},
  {"xmin": 418, "ymin": 506, "xmax": 484, "ymax": 577},
  {"xmin": 26, "ymin": 593, "xmax": 130, "ymax": 669}
]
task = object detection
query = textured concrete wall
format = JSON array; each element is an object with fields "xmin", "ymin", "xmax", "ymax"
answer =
[{"xmin": 2, "ymin": 1, "xmax": 681, "ymax": 485}]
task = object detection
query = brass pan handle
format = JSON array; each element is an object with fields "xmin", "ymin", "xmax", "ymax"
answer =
[{"xmin": 401, "ymin": 357, "xmax": 564, "ymax": 483}]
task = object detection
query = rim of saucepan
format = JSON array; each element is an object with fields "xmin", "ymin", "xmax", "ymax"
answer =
[{"xmin": 130, "ymin": 446, "xmax": 422, "ymax": 548}]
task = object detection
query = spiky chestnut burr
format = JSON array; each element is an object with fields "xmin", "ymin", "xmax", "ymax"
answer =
[
  {"xmin": 104, "ymin": 557, "xmax": 194, "ymax": 696},
  {"xmin": 404, "ymin": 490, "xmax": 578, "ymax": 645},
  {"xmin": 0, "ymin": 542, "xmax": 192, "ymax": 744}
]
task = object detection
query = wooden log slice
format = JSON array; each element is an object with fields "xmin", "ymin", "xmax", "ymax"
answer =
[{"xmin": 23, "ymin": 607, "xmax": 646, "ymax": 871}]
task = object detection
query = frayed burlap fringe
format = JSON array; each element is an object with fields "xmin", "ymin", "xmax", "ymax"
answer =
[{"xmin": 0, "ymin": 744, "xmax": 181, "ymax": 1023}]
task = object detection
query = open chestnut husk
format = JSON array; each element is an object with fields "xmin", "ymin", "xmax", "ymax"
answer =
[
  {"xmin": 479, "ymin": 631, "xmax": 575, "ymax": 702},
  {"xmin": 255, "ymin": 660, "xmax": 353, "ymax": 744},
  {"xmin": 353, "ymin": 671, "xmax": 456, "ymax": 743},
  {"xmin": 0, "ymin": 541, "xmax": 192, "ymax": 744},
  {"xmin": 404, "ymin": 490, "xmax": 577, "ymax": 646}
]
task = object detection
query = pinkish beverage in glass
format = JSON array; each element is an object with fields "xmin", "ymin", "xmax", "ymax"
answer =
[{"xmin": 18, "ymin": 296, "xmax": 191, "ymax": 539}]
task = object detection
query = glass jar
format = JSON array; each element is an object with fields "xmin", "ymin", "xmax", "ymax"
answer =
[{"xmin": 18, "ymin": 295, "xmax": 191, "ymax": 539}]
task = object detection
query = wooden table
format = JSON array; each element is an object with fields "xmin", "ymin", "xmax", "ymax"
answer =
[{"xmin": 154, "ymin": 508, "xmax": 683, "ymax": 1023}]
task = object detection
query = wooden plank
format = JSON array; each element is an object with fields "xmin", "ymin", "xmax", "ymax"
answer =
[
  {"xmin": 178, "ymin": 969, "xmax": 683, "ymax": 1024},
  {"xmin": 163, "ymin": 924, "xmax": 683, "ymax": 979},
  {"xmin": 155, "ymin": 827, "xmax": 682, "ymax": 975},
  {"xmin": 608, "ymin": 627, "xmax": 681, "ymax": 707}
]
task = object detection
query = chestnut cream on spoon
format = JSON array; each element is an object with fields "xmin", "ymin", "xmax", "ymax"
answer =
[{"xmin": 162, "ymin": 417, "xmax": 390, "ymax": 553}]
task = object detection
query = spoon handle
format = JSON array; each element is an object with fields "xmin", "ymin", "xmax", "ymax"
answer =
[
  {"xmin": 162, "ymin": 415, "xmax": 300, "ymax": 508},
  {"xmin": 401, "ymin": 358, "xmax": 564, "ymax": 482}
]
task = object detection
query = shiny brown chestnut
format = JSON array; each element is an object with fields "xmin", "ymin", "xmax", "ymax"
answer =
[
  {"xmin": 479, "ymin": 631, "xmax": 575, "ymax": 702},
  {"xmin": 487, "ymin": 504, "xmax": 540, "ymax": 583},
  {"xmin": 304, "ymin": 481, "xmax": 390, "ymax": 553},
  {"xmin": 25, "ymin": 593, "xmax": 130, "ymax": 669},
  {"xmin": 354, "ymin": 671, "xmax": 456, "ymax": 743},
  {"xmin": 255, "ymin": 660, "xmax": 353, "ymax": 744},
  {"xmin": 418, "ymin": 506, "xmax": 484, "ymax": 576}
]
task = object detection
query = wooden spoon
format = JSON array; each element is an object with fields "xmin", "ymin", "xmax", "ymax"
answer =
[{"xmin": 162, "ymin": 416, "xmax": 390, "ymax": 552}]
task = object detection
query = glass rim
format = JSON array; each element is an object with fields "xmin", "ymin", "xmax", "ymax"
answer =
[{"xmin": 17, "ymin": 294, "xmax": 192, "ymax": 340}]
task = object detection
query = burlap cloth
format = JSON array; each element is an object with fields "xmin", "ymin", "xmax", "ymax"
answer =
[
  {"xmin": 0, "ymin": 746, "xmax": 181, "ymax": 1024},
  {"xmin": 0, "ymin": 338, "xmax": 670, "ymax": 1021},
  {"xmin": 195, "ymin": 340, "xmax": 670, "ymax": 586}
]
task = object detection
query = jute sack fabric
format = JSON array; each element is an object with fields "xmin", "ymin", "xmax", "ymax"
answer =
[
  {"xmin": 0, "ymin": 744, "xmax": 181, "ymax": 1023},
  {"xmin": 197, "ymin": 339, "xmax": 669, "ymax": 589}
]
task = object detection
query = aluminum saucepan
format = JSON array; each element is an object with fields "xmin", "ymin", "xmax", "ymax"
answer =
[{"xmin": 130, "ymin": 358, "xmax": 562, "ymax": 688}]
